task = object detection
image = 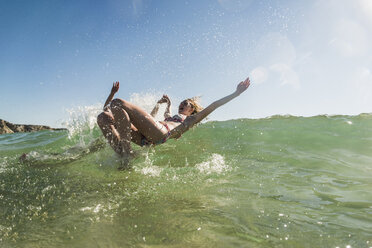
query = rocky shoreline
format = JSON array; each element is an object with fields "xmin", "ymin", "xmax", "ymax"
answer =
[{"xmin": 0, "ymin": 119, "xmax": 67, "ymax": 134}]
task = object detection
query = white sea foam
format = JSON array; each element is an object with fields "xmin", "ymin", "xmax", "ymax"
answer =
[
  {"xmin": 134, "ymin": 151, "xmax": 163, "ymax": 177},
  {"xmin": 80, "ymin": 203, "xmax": 104, "ymax": 213},
  {"xmin": 80, "ymin": 206, "xmax": 92, "ymax": 212},
  {"xmin": 196, "ymin": 153, "xmax": 230, "ymax": 175},
  {"xmin": 93, "ymin": 204, "xmax": 103, "ymax": 213},
  {"xmin": 140, "ymin": 165, "xmax": 163, "ymax": 177},
  {"xmin": 79, "ymin": 203, "xmax": 114, "ymax": 222},
  {"xmin": 41, "ymin": 185, "xmax": 56, "ymax": 194}
]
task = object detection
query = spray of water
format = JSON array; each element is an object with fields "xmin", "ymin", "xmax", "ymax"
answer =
[{"xmin": 62, "ymin": 104, "xmax": 102, "ymax": 143}]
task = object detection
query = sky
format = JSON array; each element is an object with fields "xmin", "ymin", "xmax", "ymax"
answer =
[{"xmin": 1, "ymin": 0, "xmax": 372, "ymax": 127}]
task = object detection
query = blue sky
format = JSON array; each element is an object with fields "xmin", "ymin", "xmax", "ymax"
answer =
[{"xmin": 1, "ymin": 0, "xmax": 372, "ymax": 127}]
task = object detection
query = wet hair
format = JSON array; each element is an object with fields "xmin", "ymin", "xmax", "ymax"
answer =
[{"xmin": 187, "ymin": 97, "xmax": 203, "ymax": 115}]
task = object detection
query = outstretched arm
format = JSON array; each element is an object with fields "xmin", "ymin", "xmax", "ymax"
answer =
[
  {"xmin": 104, "ymin": 81, "xmax": 120, "ymax": 110},
  {"xmin": 186, "ymin": 77, "xmax": 250, "ymax": 127}
]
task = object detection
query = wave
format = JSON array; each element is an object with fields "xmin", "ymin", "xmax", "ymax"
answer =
[
  {"xmin": 1, "ymin": 103, "xmax": 372, "ymax": 247},
  {"xmin": 2, "ymin": 99, "xmax": 372, "ymax": 170}
]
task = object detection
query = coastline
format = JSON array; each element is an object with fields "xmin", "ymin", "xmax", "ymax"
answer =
[{"xmin": 0, "ymin": 119, "xmax": 67, "ymax": 134}]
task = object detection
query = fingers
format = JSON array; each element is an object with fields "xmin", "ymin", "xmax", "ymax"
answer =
[
  {"xmin": 236, "ymin": 77, "xmax": 250, "ymax": 94},
  {"xmin": 243, "ymin": 77, "xmax": 250, "ymax": 87},
  {"xmin": 111, "ymin": 81, "xmax": 120, "ymax": 93},
  {"xmin": 162, "ymin": 94, "xmax": 170, "ymax": 103},
  {"xmin": 239, "ymin": 78, "xmax": 250, "ymax": 85},
  {"xmin": 157, "ymin": 95, "xmax": 169, "ymax": 104}
]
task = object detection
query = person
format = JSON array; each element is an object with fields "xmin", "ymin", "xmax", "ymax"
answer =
[{"xmin": 97, "ymin": 77, "xmax": 250, "ymax": 161}]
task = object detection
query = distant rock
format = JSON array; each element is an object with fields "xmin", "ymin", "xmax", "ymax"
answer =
[{"xmin": 0, "ymin": 119, "xmax": 67, "ymax": 134}]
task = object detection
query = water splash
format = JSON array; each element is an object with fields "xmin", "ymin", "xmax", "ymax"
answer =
[
  {"xmin": 134, "ymin": 150, "xmax": 163, "ymax": 177},
  {"xmin": 62, "ymin": 104, "xmax": 102, "ymax": 142},
  {"xmin": 129, "ymin": 92, "xmax": 179, "ymax": 121},
  {"xmin": 196, "ymin": 153, "xmax": 230, "ymax": 175},
  {"xmin": 129, "ymin": 92, "xmax": 161, "ymax": 114},
  {"xmin": 139, "ymin": 165, "xmax": 163, "ymax": 177}
]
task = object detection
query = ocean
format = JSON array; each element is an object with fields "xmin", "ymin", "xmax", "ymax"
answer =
[{"xmin": 0, "ymin": 111, "xmax": 372, "ymax": 247}]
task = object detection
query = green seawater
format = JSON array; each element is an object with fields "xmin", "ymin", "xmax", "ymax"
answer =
[{"xmin": 1, "ymin": 115, "xmax": 372, "ymax": 247}]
